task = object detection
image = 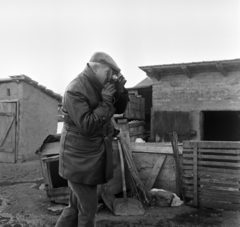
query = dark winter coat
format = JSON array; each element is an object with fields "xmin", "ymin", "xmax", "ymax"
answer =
[{"xmin": 59, "ymin": 64, "xmax": 128, "ymax": 185}]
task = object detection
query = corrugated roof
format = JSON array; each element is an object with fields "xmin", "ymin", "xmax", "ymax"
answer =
[
  {"xmin": 0, "ymin": 75, "xmax": 62, "ymax": 102},
  {"xmin": 139, "ymin": 58, "xmax": 240, "ymax": 79}
]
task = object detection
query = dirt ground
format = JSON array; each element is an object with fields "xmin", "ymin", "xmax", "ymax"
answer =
[{"xmin": 0, "ymin": 158, "xmax": 240, "ymax": 227}]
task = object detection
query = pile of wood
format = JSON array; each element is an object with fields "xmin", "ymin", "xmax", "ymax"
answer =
[{"xmin": 114, "ymin": 94, "xmax": 146, "ymax": 142}]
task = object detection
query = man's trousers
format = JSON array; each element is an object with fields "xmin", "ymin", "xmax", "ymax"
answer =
[{"xmin": 55, "ymin": 181, "xmax": 98, "ymax": 227}]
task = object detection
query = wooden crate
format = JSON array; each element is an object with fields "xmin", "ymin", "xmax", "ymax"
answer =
[
  {"xmin": 128, "ymin": 121, "xmax": 145, "ymax": 142},
  {"xmin": 182, "ymin": 140, "xmax": 240, "ymax": 211},
  {"xmin": 123, "ymin": 94, "xmax": 145, "ymax": 120},
  {"xmin": 38, "ymin": 142, "xmax": 69, "ymax": 204},
  {"xmin": 38, "ymin": 139, "xmax": 129, "ymax": 204},
  {"xmin": 116, "ymin": 120, "xmax": 146, "ymax": 142}
]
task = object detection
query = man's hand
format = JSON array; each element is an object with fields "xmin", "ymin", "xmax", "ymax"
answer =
[
  {"xmin": 101, "ymin": 82, "xmax": 116, "ymax": 103},
  {"xmin": 116, "ymin": 74, "xmax": 127, "ymax": 92}
]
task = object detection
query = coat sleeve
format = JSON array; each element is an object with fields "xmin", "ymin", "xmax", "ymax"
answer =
[
  {"xmin": 113, "ymin": 88, "xmax": 129, "ymax": 114},
  {"xmin": 64, "ymin": 89, "xmax": 116, "ymax": 136}
]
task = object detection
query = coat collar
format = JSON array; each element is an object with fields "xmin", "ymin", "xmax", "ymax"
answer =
[{"xmin": 82, "ymin": 63, "xmax": 104, "ymax": 93}]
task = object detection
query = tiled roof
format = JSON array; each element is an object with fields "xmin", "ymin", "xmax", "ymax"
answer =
[{"xmin": 0, "ymin": 75, "xmax": 62, "ymax": 102}]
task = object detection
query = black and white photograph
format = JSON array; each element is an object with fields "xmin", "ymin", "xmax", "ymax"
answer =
[{"xmin": 0, "ymin": 1, "xmax": 240, "ymax": 226}]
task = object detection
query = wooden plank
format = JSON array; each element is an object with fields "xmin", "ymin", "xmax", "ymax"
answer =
[
  {"xmin": 0, "ymin": 147, "xmax": 14, "ymax": 153},
  {"xmin": 0, "ymin": 115, "xmax": 15, "ymax": 147},
  {"xmin": 182, "ymin": 159, "xmax": 240, "ymax": 167},
  {"xmin": 184, "ymin": 191, "xmax": 194, "ymax": 198},
  {"xmin": 193, "ymin": 142, "xmax": 198, "ymax": 206},
  {"xmin": 199, "ymin": 199, "xmax": 240, "ymax": 211},
  {"xmin": 46, "ymin": 162, "xmax": 54, "ymax": 189},
  {"xmin": 131, "ymin": 142, "xmax": 183, "ymax": 154},
  {"xmin": 216, "ymin": 62, "xmax": 228, "ymax": 77},
  {"xmin": 145, "ymin": 155, "xmax": 166, "ymax": 191},
  {"xmin": 41, "ymin": 142, "xmax": 60, "ymax": 156},
  {"xmin": 181, "ymin": 65, "xmax": 193, "ymax": 78},
  {"xmin": 183, "ymin": 185, "xmax": 194, "ymax": 190},
  {"xmin": 0, "ymin": 152, "xmax": 15, "ymax": 163},
  {"xmin": 0, "ymin": 112, "xmax": 14, "ymax": 116},
  {"xmin": 141, "ymin": 98, "xmax": 145, "ymax": 119},
  {"xmin": 183, "ymin": 170, "xmax": 240, "ymax": 180},
  {"xmin": 183, "ymin": 154, "xmax": 240, "ymax": 161},
  {"xmin": 183, "ymin": 148, "xmax": 240, "ymax": 154},
  {"xmin": 0, "ymin": 102, "xmax": 17, "ymax": 163},
  {"xmin": 47, "ymin": 187, "xmax": 70, "ymax": 196},
  {"xmin": 199, "ymin": 180, "xmax": 240, "ymax": 188},
  {"xmin": 128, "ymin": 121, "xmax": 145, "ymax": 128},
  {"xmin": 199, "ymin": 193, "xmax": 240, "ymax": 203},
  {"xmin": 129, "ymin": 131, "xmax": 145, "ymax": 137},
  {"xmin": 49, "ymin": 195, "xmax": 69, "ymax": 202},
  {"xmin": 42, "ymin": 155, "xmax": 59, "ymax": 162},
  {"xmin": 191, "ymin": 188, "xmax": 240, "ymax": 197},
  {"xmin": 182, "ymin": 166, "xmax": 240, "ymax": 174},
  {"xmin": 170, "ymin": 132, "xmax": 185, "ymax": 201},
  {"xmin": 127, "ymin": 102, "xmax": 141, "ymax": 110},
  {"xmin": 183, "ymin": 178, "xmax": 240, "ymax": 188},
  {"xmin": 183, "ymin": 141, "xmax": 240, "ymax": 149},
  {"xmin": 184, "ymin": 191, "xmax": 240, "ymax": 203},
  {"xmin": 41, "ymin": 161, "xmax": 51, "ymax": 187}
]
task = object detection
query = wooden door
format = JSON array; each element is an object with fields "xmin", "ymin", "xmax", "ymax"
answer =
[
  {"xmin": 152, "ymin": 111, "xmax": 191, "ymax": 142},
  {"xmin": 0, "ymin": 102, "xmax": 17, "ymax": 163}
]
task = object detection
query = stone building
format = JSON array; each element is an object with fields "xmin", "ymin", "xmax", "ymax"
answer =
[
  {"xmin": 139, "ymin": 58, "xmax": 240, "ymax": 142},
  {"xmin": 0, "ymin": 75, "xmax": 62, "ymax": 163}
]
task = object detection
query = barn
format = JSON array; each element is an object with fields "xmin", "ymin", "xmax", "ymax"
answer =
[
  {"xmin": 138, "ymin": 58, "xmax": 240, "ymax": 210},
  {"xmin": 0, "ymin": 75, "xmax": 62, "ymax": 163},
  {"xmin": 139, "ymin": 58, "xmax": 240, "ymax": 142}
]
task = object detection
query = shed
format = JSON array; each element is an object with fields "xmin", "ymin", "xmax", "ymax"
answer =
[
  {"xmin": 139, "ymin": 58, "xmax": 240, "ymax": 142},
  {"xmin": 0, "ymin": 75, "xmax": 62, "ymax": 163}
]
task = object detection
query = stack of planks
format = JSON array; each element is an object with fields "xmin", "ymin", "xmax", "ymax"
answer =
[
  {"xmin": 182, "ymin": 140, "xmax": 240, "ymax": 211},
  {"xmin": 114, "ymin": 94, "xmax": 146, "ymax": 142},
  {"xmin": 123, "ymin": 94, "xmax": 145, "ymax": 120}
]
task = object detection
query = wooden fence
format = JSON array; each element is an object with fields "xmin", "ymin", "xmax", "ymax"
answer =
[{"xmin": 182, "ymin": 141, "xmax": 240, "ymax": 211}]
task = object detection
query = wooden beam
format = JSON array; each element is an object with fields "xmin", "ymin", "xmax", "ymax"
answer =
[
  {"xmin": 145, "ymin": 155, "xmax": 166, "ymax": 191},
  {"xmin": 181, "ymin": 65, "xmax": 193, "ymax": 78},
  {"xmin": 216, "ymin": 63, "xmax": 228, "ymax": 77},
  {"xmin": 146, "ymin": 68, "xmax": 161, "ymax": 81}
]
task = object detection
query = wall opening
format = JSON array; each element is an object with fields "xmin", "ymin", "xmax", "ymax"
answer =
[
  {"xmin": 6, "ymin": 88, "xmax": 11, "ymax": 96},
  {"xmin": 202, "ymin": 111, "xmax": 240, "ymax": 141},
  {"xmin": 48, "ymin": 160, "xmax": 68, "ymax": 188}
]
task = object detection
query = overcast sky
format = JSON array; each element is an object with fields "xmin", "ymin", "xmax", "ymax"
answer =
[{"xmin": 0, "ymin": 0, "xmax": 239, "ymax": 95}]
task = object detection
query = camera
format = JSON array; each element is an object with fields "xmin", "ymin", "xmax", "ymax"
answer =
[
  {"xmin": 107, "ymin": 73, "xmax": 121, "ymax": 84},
  {"xmin": 110, "ymin": 74, "xmax": 120, "ymax": 83}
]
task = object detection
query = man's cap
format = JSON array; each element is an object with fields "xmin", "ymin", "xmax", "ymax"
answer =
[{"xmin": 89, "ymin": 52, "xmax": 121, "ymax": 73}]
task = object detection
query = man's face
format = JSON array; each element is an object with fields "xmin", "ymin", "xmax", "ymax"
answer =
[{"xmin": 95, "ymin": 64, "xmax": 113, "ymax": 85}]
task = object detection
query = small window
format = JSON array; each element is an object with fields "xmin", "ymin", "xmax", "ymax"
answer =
[{"xmin": 7, "ymin": 88, "xmax": 11, "ymax": 96}]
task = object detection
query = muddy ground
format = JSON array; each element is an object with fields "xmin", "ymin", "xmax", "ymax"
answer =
[{"xmin": 0, "ymin": 158, "xmax": 240, "ymax": 227}]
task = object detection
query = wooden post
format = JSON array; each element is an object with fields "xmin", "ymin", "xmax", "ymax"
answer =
[
  {"xmin": 193, "ymin": 142, "xmax": 198, "ymax": 206},
  {"xmin": 170, "ymin": 132, "xmax": 186, "ymax": 202}
]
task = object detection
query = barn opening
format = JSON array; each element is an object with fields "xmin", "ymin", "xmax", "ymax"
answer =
[{"xmin": 202, "ymin": 111, "xmax": 240, "ymax": 141}]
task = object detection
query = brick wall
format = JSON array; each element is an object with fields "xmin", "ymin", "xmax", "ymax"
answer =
[
  {"xmin": 151, "ymin": 71, "xmax": 240, "ymax": 140},
  {"xmin": 153, "ymin": 71, "xmax": 240, "ymax": 111}
]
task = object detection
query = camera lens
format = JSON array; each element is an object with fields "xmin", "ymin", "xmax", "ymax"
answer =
[{"xmin": 112, "ymin": 75, "xmax": 118, "ymax": 82}]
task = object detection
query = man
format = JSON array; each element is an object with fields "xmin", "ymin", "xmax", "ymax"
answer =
[{"xmin": 55, "ymin": 52, "xmax": 129, "ymax": 227}]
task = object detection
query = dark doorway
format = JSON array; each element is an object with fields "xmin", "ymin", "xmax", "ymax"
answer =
[{"xmin": 202, "ymin": 111, "xmax": 240, "ymax": 141}]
